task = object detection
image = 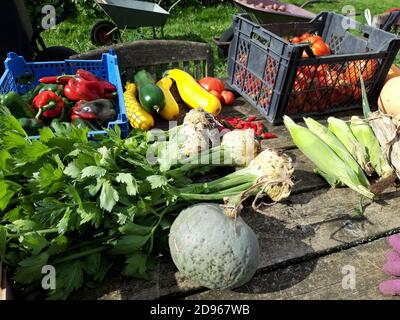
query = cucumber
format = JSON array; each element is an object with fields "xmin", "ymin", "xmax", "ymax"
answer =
[{"xmin": 133, "ymin": 70, "xmax": 165, "ymax": 113}]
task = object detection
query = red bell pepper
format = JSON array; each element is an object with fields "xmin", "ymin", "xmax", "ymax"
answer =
[
  {"xmin": 32, "ymin": 91, "xmax": 64, "ymax": 119},
  {"xmin": 64, "ymin": 78, "xmax": 116, "ymax": 101},
  {"xmin": 76, "ymin": 69, "xmax": 116, "ymax": 92}
]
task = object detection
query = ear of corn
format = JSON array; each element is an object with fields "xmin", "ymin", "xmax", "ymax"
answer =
[
  {"xmin": 124, "ymin": 82, "xmax": 154, "ymax": 131},
  {"xmin": 304, "ymin": 117, "xmax": 369, "ymax": 187},
  {"xmin": 327, "ymin": 117, "xmax": 374, "ymax": 176},
  {"xmin": 350, "ymin": 116, "xmax": 394, "ymax": 178},
  {"xmin": 284, "ymin": 116, "xmax": 374, "ymax": 199}
]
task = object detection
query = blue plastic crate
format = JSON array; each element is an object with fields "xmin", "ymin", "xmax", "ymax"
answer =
[{"xmin": 0, "ymin": 50, "xmax": 129, "ymax": 138}]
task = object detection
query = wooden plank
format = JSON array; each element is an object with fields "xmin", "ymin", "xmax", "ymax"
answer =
[{"xmin": 185, "ymin": 237, "xmax": 399, "ymax": 300}]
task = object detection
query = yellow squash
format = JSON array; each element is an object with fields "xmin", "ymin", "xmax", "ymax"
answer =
[
  {"xmin": 124, "ymin": 82, "xmax": 154, "ymax": 131},
  {"xmin": 156, "ymin": 77, "xmax": 180, "ymax": 120},
  {"xmin": 165, "ymin": 69, "xmax": 221, "ymax": 115}
]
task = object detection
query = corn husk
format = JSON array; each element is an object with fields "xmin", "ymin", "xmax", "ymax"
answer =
[
  {"xmin": 284, "ymin": 116, "xmax": 374, "ymax": 199},
  {"xmin": 368, "ymin": 113, "xmax": 400, "ymax": 178},
  {"xmin": 304, "ymin": 117, "xmax": 369, "ymax": 187},
  {"xmin": 327, "ymin": 117, "xmax": 374, "ymax": 176},
  {"xmin": 350, "ymin": 116, "xmax": 394, "ymax": 178}
]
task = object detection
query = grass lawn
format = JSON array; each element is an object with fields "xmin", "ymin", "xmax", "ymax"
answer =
[{"xmin": 42, "ymin": 1, "xmax": 400, "ymax": 78}]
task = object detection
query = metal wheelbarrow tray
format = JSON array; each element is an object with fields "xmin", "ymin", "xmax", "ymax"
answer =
[
  {"xmin": 96, "ymin": 0, "xmax": 170, "ymax": 28},
  {"xmin": 234, "ymin": 0, "xmax": 316, "ymax": 24}
]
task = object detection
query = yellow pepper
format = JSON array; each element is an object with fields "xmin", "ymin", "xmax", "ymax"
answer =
[
  {"xmin": 164, "ymin": 69, "xmax": 221, "ymax": 116},
  {"xmin": 156, "ymin": 77, "xmax": 180, "ymax": 120},
  {"xmin": 124, "ymin": 82, "xmax": 154, "ymax": 131}
]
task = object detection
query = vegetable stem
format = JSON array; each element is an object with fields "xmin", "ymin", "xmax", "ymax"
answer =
[{"xmin": 51, "ymin": 245, "xmax": 111, "ymax": 265}]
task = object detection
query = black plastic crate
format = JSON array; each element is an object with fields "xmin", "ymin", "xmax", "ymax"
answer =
[{"xmin": 227, "ymin": 12, "xmax": 400, "ymax": 124}]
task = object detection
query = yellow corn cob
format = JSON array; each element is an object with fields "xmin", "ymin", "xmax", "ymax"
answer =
[
  {"xmin": 124, "ymin": 82, "xmax": 154, "ymax": 131},
  {"xmin": 350, "ymin": 116, "xmax": 394, "ymax": 178},
  {"xmin": 284, "ymin": 116, "xmax": 374, "ymax": 199},
  {"xmin": 304, "ymin": 117, "xmax": 370, "ymax": 188},
  {"xmin": 327, "ymin": 117, "xmax": 374, "ymax": 176}
]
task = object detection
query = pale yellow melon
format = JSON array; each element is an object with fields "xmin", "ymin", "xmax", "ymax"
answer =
[{"xmin": 378, "ymin": 76, "xmax": 400, "ymax": 116}]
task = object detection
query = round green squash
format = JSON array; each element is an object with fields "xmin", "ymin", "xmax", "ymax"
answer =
[{"xmin": 169, "ymin": 203, "xmax": 260, "ymax": 289}]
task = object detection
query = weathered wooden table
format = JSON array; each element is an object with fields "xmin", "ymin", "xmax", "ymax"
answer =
[{"xmin": 74, "ymin": 97, "xmax": 400, "ymax": 300}]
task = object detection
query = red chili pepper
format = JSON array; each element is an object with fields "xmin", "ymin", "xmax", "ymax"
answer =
[
  {"xmin": 32, "ymin": 91, "xmax": 64, "ymax": 119},
  {"xmin": 236, "ymin": 123, "xmax": 243, "ymax": 129},
  {"xmin": 255, "ymin": 130, "xmax": 262, "ymax": 137},
  {"xmin": 263, "ymin": 132, "xmax": 277, "ymax": 139},
  {"xmin": 39, "ymin": 75, "xmax": 75, "ymax": 85},
  {"xmin": 64, "ymin": 78, "xmax": 116, "ymax": 101},
  {"xmin": 243, "ymin": 122, "xmax": 251, "ymax": 129},
  {"xmin": 248, "ymin": 116, "xmax": 257, "ymax": 122}
]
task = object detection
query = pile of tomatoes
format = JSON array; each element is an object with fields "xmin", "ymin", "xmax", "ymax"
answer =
[
  {"xmin": 233, "ymin": 32, "xmax": 380, "ymax": 116},
  {"xmin": 287, "ymin": 59, "xmax": 379, "ymax": 114},
  {"xmin": 290, "ymin": 32, "xmax": 332, "ymax": 58}
]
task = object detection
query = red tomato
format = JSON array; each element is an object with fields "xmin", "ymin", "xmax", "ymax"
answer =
[
  {"xmin": 209, "ymin": 90, "xmax": 223, "ymax": 102},
  {"xmin": 291, "ymin": 36, "xmax": 301, "ymax": 44},
  {"xmin": 300, "ymin": 32, "xmax": 311, "ymax": 41},
  {"xmin": 307, "ymin": 35, "xmax": 324, "ymax": 45},
  {"xmin": 220, "ymin": 90, "xmax": 235, "ymax": 106},
  {"xmin": 199, "ymin": 77, "xmax": 225, "ymax": 93},
  {"xmin": 311, "ymin": 41, "xmax": 331, "ymax": 56}
]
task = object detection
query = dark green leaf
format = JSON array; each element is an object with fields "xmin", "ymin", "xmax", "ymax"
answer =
[
  {"xmin": 82, "ymin": 253, "xmax": 102, "ymax": 276},
  {"xmin": 122, "ymin": 253, "xmax": 152, "ymax": 280},
  {"xmin": 35, "ymin": 198, "xmax": 68, "ymax": 227},
  {"xmin": 46, "ymin": 235, "xmax": 69, "ymax": 256},
  {"xmin": 13, "ymin": 252, "xmax": 49, "ymax": 284},
  {"xmin": 119, "ymin": 223, "xmax": 153, "ymax": 236},
  {"xmin": 3, "ymin": 206, "xmax": 24, "ymax": 222},
  {"xmin": 20, "ymin": 232, "xmax": 49, "ymax": 255},
  {"xmin": 110, "ymin": 234, "xmax": 151, "ymax": 255},
  {"xmin": 54, "ymin": 260, "xmax": 84, "ymax": 296}
]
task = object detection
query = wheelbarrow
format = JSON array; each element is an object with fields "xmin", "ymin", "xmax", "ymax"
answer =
[
  {"xmin": 214, "ymin": 0, "xmax": 339, "ymax": 57},
  {"xmin": 91, "ymin": 0, "xmax": 183, "ymax": 46}
]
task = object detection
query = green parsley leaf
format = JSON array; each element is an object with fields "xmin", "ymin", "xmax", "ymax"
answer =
[
  {"xmin": 119, "ymin": 223, "xmax": 153, "ymax": 236},
  {"xmin": 82, "ymin": 253, "xmax": 102, "ymax": 276},
  {"xmin": 115, "ymin": 173, "xmax": 138, "ymax": 196},
  {"xmin": 0, "ymin": 180, "xmax": 20, "ymax": 211},
  {"xmin": 19, "ymin": 232, "xmax": 49, "ymax": 255},
  {"xmin": 53, "ymin": 260, "xmax": 84, "ymax": 297},
  {"xmin": 81, "ymin": 166, "xmax": 107, "ymax": 179},
  {"xmin": 146, "ymin": 175, "xmax": 168, "ymax": 189},
  {"xmin": 110, "ymin": 234, "xmax": 151, "ymax": 255},
  {"xmin": 122, "ymin": 253, "xmax": 152, "ymax": 280},
  {"xmin": 13, "ymin": 252, "xmax": 49, "ymax": 284},
  {"xmin": 63, "ymin": 161, "xmax": 82, "ymax": 179},
  {"xmin": 99, "ymin": 180, "xmax": 119, "ymax": 212}
]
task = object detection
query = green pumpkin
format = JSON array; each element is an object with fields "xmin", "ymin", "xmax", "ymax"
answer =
[{"xmin": 169, "ymin": 203, "xmax": 259, "ymax": 290}]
